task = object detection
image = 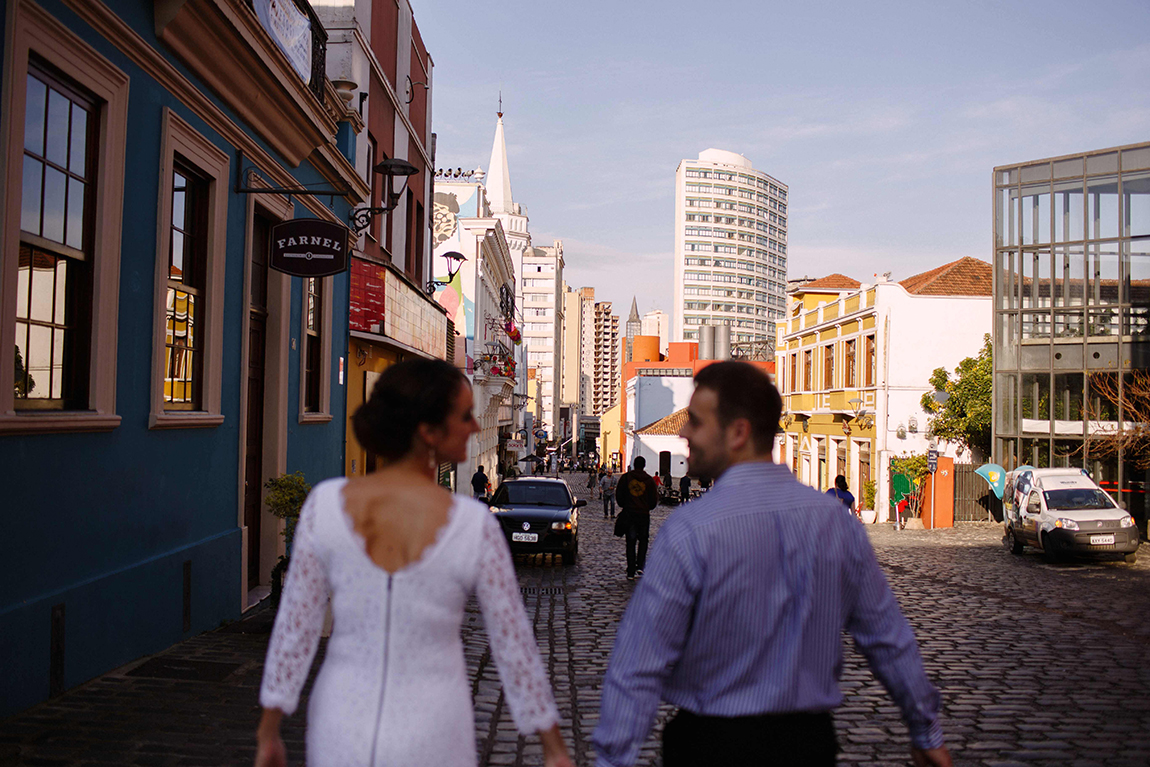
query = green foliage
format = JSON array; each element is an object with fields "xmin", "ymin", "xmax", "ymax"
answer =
[
  {"xmin": 891, "ymin": 453, "xmax": 930, "ymax": 481},
  {"xmin": 264, "ymin": 471, "xmax": 311, "ymax": 553},
  {"xmin": 920, "ymin": 334, "xmax": 992, "ymax": 459},
  {"xmin": 862, "ymin": 480, "xmax": 876, "ymax": 511},
  {"xmin": 265, "ymin": 471, "xmax": 311, "ymax": 608},
  {"xmin": 14, "ymin": 347, "xmax": 33, "ymax": 397}
]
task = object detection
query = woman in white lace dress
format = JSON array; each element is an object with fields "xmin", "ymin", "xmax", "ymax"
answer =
[{"xmin": 255, "ymin": 359, "xmax": 573, "ymax": 767}]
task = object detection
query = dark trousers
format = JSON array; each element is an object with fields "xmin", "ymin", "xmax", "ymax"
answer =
[
  {"xmin": 663, "ymin": 709, "xmax": 836, "ymax": 767},
  {"xmin": 624, "ymin": 511, "xmax": 650, "ymax": 575}
]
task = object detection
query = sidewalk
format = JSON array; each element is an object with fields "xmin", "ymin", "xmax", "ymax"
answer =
[{"xmin": 0, "ymin": 602, "xmax": 310, "ymax": 766}]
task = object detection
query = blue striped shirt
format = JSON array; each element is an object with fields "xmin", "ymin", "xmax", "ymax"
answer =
[{"xmin": 592, "ymin": 461, "xmax": 943, "ymax": 766}]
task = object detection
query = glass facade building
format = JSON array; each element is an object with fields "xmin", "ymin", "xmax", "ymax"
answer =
[
  {"xmin": 672, "ymin": 149, "xmax": 788, "ymax": 349},
  {"xmin": 993, "ymin": 142, "xmax": 1150, "ymax": 527}
]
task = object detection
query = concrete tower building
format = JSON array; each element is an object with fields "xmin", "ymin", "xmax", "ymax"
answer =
[
  {"xmin": 578, "ymin": 288, "xmax": 596, "ymax": 416},
  {"xmin": 641, "ymin": 309, "xmax": 670, "ymax": 357},
  {"xmin": 593, "ymin": 302, "xmax": 621, "ymax": 415},
  {"xmin": 522, "ymin": 241, "xmax": 564, "ymax": 437},
  {"xmin": 672, "ymin": 148, "xmax": 789, "ymax": 352}
]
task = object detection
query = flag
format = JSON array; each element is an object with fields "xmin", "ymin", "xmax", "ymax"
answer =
[{"xmin": 975, "ymin": 463, "xmax": 1006, "ymax": 499}]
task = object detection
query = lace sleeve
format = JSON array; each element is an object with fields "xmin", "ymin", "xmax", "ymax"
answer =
[
  {"xmin": 259, "ymin": 491, "xmax": 329, "ymax": 715},
  {"xmin": 475, "ymin": 514, "xmax": 560, "ymax": 734}
]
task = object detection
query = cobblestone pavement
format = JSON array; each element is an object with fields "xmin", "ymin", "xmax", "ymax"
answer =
[{"xmin": 3, "ymin": 472, "xmax": 1149, "ymax": 766}]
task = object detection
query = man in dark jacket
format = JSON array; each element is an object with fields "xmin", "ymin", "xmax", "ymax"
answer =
[
  {"xmin": 616, "ymin": 456, "xmax": 658, "ymax": 579},
  {"xmin": 470, "ymin": 465, "xmax": 489, "ymax": 499}
]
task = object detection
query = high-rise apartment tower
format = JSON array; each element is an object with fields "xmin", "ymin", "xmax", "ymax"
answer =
[{"xmin": 672, "ymin": 148, "xmax": 789, "ymax": 350}]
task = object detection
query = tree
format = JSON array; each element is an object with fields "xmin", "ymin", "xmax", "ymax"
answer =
[
  {"xmin": 920, "ymin": 334, "xmax": 992, "ymax": 460},
  {"xmin": 1083, "ymin": 370, "xmax": 1150, "ymax": 470}
]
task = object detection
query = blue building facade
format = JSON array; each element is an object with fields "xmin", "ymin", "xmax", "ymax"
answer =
[{"xmin": 0, "ymin": 0, "xmax": 367, "ymax": 714}]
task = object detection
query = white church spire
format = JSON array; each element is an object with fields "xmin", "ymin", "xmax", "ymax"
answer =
[{"xmin": 486, "ymin": 110, "xmax": 514, "ymax": 215}]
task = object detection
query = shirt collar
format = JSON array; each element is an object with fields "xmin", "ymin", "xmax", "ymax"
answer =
[{"xmin": 715, "ymin": 460, "xmax": 786, "ymax": 487}]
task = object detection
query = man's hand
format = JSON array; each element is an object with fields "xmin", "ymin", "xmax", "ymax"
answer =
[{"xmin": 911, "ymin": 746, "xmax": 952, "ymax": 767}]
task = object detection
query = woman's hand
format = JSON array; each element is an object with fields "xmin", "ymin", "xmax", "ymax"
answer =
[
  {"xmin": 255, "ymin": 708, "xmax": 286, "ymax": 767},
  {"xmin": 254, "ymin": 733, "xmax": 287, "ymax": 767},
  {"xmin": 540, "ymin": 724, "xmax": 574, "ymax": 767}
]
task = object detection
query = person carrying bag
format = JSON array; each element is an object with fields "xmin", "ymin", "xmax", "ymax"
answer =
[{"xmin": 614, "ymin": 457, "xmax": 658, "ymax": 579}]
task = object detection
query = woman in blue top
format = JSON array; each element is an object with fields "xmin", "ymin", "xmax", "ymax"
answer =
[{"xmin": 825, "ymin": 474, "xmax": 856, "ymax": 514}]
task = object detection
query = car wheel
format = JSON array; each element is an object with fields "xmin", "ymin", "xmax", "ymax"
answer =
[
  {"xmin": 1042, "ymin": 535, "xmax": 1062, "ymax": 563},
  {"xmin": 1124, "ymin": 552, "xmax": 1138, "ymax": 564},
  {"xmin": 562, "ymin": 548, "xmax": 576, "ymax": 566},
  {"xmin": 1006, "ymin": 528, "xmax": 1024, "ymax": 555}
]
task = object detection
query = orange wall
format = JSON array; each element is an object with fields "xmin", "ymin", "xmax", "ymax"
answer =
[
  {"xmin": 632, "ymin": 335, "xmax": 660, "ymax": 362},
  {"xmin": 617, "ymin": 346, "xmax": 774, "ymax": 457}
]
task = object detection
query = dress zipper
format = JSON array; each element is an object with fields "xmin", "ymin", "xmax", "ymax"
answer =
[{"xmin": 367, "ymin": 574, "xmax": 393, "ymax": 766}]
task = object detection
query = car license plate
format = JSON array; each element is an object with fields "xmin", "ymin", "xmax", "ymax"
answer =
[
  {"xmin": 512, "ymin": 532, "xmax": 538, "ymax": 543},
  {"xmin": 1090, "ymin": 534, "xmax": 1115, "ymax": 545}
]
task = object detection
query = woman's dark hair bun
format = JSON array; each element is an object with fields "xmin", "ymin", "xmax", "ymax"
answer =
[{"xmin": 352, "ymin": 358, "xmax": 467, "ymax": 461}]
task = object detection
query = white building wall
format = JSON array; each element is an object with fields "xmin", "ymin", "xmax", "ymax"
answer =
[
  {"xmin": 632, "ymin": 434, "xmax": 689, "ymax": 479},
  {"xmin": 641, "ymin": 310, "xmax": 670, "ymax": 356}
]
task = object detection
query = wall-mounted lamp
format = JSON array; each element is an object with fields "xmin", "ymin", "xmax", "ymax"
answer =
[
  {"xmin": 405, "ymin": 75, "xmax": 429, "ymax": 104},
  {"xmin": 907, "ymin": 415, "xmax": 918, "ymax": 433},
  {"xmin": 896, "ymin": 423, "xmax": 907, "ymax": 439},
  {"xmin": 349, "ymin": 157, "xmax": 420, "ymax": 234},
  {"xmin": 425, "ymin": 251, "xmax": 467, "ymax": 295}
]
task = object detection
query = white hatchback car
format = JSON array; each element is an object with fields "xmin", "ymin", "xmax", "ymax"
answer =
[{"xmin": 1003, "ymin": 467, "xmax": 1140, "ymax": 564}]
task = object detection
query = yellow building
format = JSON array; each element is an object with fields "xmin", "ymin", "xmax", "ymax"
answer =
[
  {"xmin": 599, "ymin": 400, "xmax": 624, "ymax": 471},
  {"xmin": 776, "ymin": 274, "xmax": 878, "ymax": 503},
  {"xmin": 776, "ymin": 260, "xmax": 992, "ymax": 517}
]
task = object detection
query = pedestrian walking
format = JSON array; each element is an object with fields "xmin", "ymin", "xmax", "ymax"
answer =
[
  {"xmin": 599, "ymin": 469, "xmax": 618, "ymax": 519},
  {"xmin": 678, "ymin": 474, "xmax": 691, "ymax": 502},
  {"xmin": 588, "ymin": 466, "xmax": 598, "ymax": 494},
  {"xmin": 470, "ymin": 465, "xmax": 489, "ymax": 500},
  {"xmin": 256, "ymin": 358, "xmax": 573, "ymax": 767},
  {"xmin": 592, "ymin": 361, "xmax": 950, "ymax": 767},
  {"xmin": 826, "ymin": 474, "xmax": 856, "ymax": 515},
  {"xmin": 614, "ymin": 456, "xmax": 658, "ymax": 580}
]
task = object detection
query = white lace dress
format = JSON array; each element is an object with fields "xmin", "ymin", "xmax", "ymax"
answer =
[{"xmin": 260, "ymin": 479, "xmax": 559, "ymax": 766}]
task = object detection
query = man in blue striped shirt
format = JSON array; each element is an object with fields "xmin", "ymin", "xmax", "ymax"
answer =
[{"xmin": 592, "ymin": 362, "xmax": 950, "ymax": 767}]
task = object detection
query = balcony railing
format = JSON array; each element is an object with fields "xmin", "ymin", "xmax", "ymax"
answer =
[{"xmin": 249, "ymin": 0, "xmax": 328, "ymax": 103}]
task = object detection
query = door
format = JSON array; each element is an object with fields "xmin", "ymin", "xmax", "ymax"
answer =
[
  {"xmin": 244, "ymin": 213, "xmax": 271, "ymax": 589},
  {"xmin": 1022, "ymin": 491, "xmax": 1043, "ymax": 545}
]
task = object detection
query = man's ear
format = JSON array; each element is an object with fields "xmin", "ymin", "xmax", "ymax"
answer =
[{"xmin": 726, "ymin": 417, "xmax": 752, "ymax": 453}]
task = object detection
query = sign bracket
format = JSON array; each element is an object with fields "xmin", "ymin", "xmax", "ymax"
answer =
[{"xmin": 233, "ymin": 149, "xmax": 350, "ymax": 204}]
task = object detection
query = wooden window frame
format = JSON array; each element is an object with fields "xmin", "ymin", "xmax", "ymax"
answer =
[
  {"xmin": 149, "ymin": 108, "xmax": 229, "ymax": 429},
  {"xmin": 864, "ymin": 334, "xmax": 876, "ymax": 387},
  {"xmin": 0, "ymin": 0, "xmax": 129, "ymax": 434},
  {"xmin": 823, "ymin": 344, "xmax": 834, "ymax": 390},
  {"xmin": 844, "ymin": 338, "xmax": 856, "ymax": 389},
  {"xmin": 803, "ymin": 349, "xmax": 812, "ymax": 391},
  {"xmin": 298, "ymin": 275, "xmax": 333, "ymax": 423}
]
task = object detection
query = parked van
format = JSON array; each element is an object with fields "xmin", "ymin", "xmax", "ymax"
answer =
[{"xmin": 1003, "ymin": 467, "xmax": 1140, "ymax": 563}]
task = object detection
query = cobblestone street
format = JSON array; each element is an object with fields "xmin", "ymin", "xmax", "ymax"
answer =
[{"xmin": 3, "ymin": 472, "xmax": 1150, "ymax": 766}]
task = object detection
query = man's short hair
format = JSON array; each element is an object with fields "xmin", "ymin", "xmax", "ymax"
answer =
[
  {"xmin": 633, "ymin": 456, "xmax": 646, "ymax": 470},
  {"xmin": 478, "ymin": 465, "xmax": 484, "ymax": 472},
  {"xmin": 693, "ymin": 361, "xmax": 782, "ymax": 454}
]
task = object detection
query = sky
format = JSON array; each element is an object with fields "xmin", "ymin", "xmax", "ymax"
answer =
[{"xmin": 417, "ymin": 0, "xmax": 1150, "ymax": 320}]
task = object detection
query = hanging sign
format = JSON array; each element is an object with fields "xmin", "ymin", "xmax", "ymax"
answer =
[{"xmin": 270, "ymin": 219, "xmax": 350, "ymax": 278}]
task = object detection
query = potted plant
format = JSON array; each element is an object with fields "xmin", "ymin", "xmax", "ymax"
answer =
[
  {"xmin": 265, "ymin": 471, "xmax": 312, "ymax": 606},
  {"xmin": 860, "ymin": 480, "xmax": 878, "ymax": 524}
]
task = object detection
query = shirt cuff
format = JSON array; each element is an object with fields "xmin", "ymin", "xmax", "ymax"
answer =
[
  {"xmin": 909, "ymin": 718, "xmax": 945, "ymax": 750},
  {"xmin": 595, "ymin": 757, "xmax": 623, "ymax": 767}
]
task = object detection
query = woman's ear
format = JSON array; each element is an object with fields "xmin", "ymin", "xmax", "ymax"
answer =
[{"xmin": 416, "ymin": 421, "xmax": 441, "ymax": 451}]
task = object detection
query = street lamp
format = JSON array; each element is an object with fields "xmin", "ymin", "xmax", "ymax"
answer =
[
  {"xmin": 349, "ymin": 157, "xmax": 421, "ymax": 234},
  {"xmin": 425, "ymin": 250, "xmax": 467, "ymax": 295}
]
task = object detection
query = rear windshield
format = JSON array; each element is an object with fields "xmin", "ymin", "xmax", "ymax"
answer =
[
  {"xmin": 492, "ymin": 483, "xmax": 572, "ymax": 507},
  {"xmin": 1043, "ymin": 488, "xmax": 1116, "ymax": 511}
]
